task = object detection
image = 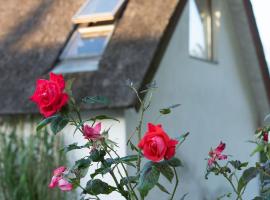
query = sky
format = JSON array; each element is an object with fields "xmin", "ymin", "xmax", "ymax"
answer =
[{"xmin": 250, "ymin": 0, "xmax": 270, "ymax": 68}]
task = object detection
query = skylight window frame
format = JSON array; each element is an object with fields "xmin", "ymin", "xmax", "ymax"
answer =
[
  {"xmin": 59, "ymin": 24, "xmax": 115, "ymax": 61},
  {"xmin": 72, "ymin": 0, "xmax": 126, "ymax": 24}
]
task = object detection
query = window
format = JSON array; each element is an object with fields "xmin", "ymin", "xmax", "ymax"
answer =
[
  {"xmin": 53, "ymin": 25, "xmax": 113, "ymax": 74},
  {"xmin": 53, "ymin": 0, "xmax": 126, "ymax": 74},
  {"xmin": 72, "ymin": 0, "xmax": 125, "ymax": 24},
  {"xmin": 189, "ymin": 0, "xmax": 219, "ymax": 61}
]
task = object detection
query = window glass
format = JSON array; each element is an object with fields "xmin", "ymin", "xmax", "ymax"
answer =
[
  {"xmin": 61, "ymin": 32, "xmax": 108, "ymax": 60},
  {"xmin": 79, "ymin": 0, "xmax": 119, "ymax": 16},
  {"xmin": 189, "ymin": 0, "xmax": 214, "ymax": 61},
  {"xmin": 73, "ymin": 0, "xmax": 124, "ymax": 23}
]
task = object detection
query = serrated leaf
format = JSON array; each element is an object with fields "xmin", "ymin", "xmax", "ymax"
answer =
[
  {"xmin": 90, "ymin": 149, "xmax": 106, "ymax": 162},
  {"xmin": 82, "ymin": 96, "xmax": 110, "ymax": 105},
  {"xmin": 50, "ymin": 115, "xmax": 69, "ymax": 135},
  {"xmin": 36, "ymin": 115, "xmax": 59, "ymax": 132},
  {"xmin": 138, "ymin": 162, "xmax": 160, "ymax": 198},
  {"xmin": 61, "ymin": 143, "xmax": 86, "ymax": 153},
  {"xmin": 85, "ymin": 179, "xmax": 116, "ymax": 195},
  {"xmin": 155, "ymin": 163, "xmax": 174, "ymax": 182},
  {"xmin": 167, "ymin": 157, "xmax": 183, "ymax": 167},
  {"xmin": 73, "ymin": 157, "xmax": 92, "ymax": 170},
  {"xmin": 238, "ymin": 167, "xmax": 258, "ymax": 193},
  {"xmin": 229, "ymin": 160, "xmax": 248, "ymax": 170},
  {"xmin": 156, "ymin": 183, "xmax": 170, "ymax": 194},
  {"xmin": 91, "ymin": 166, "xmax": 111, "ymax": 178}
]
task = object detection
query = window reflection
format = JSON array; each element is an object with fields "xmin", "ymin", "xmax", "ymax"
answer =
[{"xmin": 189, "ymin": 0, "xmax": 214, "ymax": 61}]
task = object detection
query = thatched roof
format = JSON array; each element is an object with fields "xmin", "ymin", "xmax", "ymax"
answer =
[
  {"xmin": 0, "ymin": 0, "xmax": 187, "ymax": 114},
  {"xmin": 0, "ymin": 0, "xmax": 269, "ymax": 115}
]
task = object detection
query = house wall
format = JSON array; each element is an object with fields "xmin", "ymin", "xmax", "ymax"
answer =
[{"xmin": 125, "ymin": 1, "xmax": 261, "ymax": 199}]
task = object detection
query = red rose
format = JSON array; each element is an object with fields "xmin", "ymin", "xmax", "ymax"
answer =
[
  {"xmin": 30, "ymin": 72, "xmax": 69, "ymax": 118},
  {"xmin": 138, "ymin": 123, "xmax": 178, "ymax": 162}
]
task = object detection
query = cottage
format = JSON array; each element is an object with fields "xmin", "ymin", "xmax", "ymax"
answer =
[{"xmin": 0, "ymin": 0, "xmax": 269, "ymax": 199}]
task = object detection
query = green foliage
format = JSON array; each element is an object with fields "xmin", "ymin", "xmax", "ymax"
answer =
[
  {"xmin": 167, "ymin": 157, "xmax": 183, "ymax": 167},
  {"xmin": 229, "ymin": 160, "xmax": 248, "ymax": 170},
  {"xmin": 138, "ymin": 162, "xmax": 160, "ymax": 198},
  {"xmin": 36, "ymin": 114, "xmax": 69, "ymax": 135},
  {"xmin": 159, "ymin": 104, "xmax": 181, "ymax": 115},
  {"xmin": 155, "ymin": 162, "xmax": 174, "ymax": 182},
  {"xmin": 237, "ymin": 167, "xmax": 258, "ymax": 194},
  {"xmin": 90, "ymin": 149, "xmax": 106, "ymax": 162},
  {"xmin": 85, "ymin": 179, "xmax": 116, "ymax": 195},
  {"xmin": 0, "ymin": 128, "xmax": 68, "ymax": 200},
  {"xmin": 82, "ymin": 96, "xmax": 110, "ymax": 105},
  {"xmin": 50, "ymin": 115, "xmax": 69, "ymax": 135}
]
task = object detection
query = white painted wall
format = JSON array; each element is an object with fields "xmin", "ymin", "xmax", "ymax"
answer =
[{"xmin": 125, "ymin": 1, "xmax": 261, "ymax": 199}]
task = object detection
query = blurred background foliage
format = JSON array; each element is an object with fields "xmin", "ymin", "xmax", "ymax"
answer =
[{"xmin": 0, "ymin": 116, "xmax": 71, "ymax": 200}]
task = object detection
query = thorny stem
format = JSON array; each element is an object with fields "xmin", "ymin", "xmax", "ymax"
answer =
[
  {"xmin": 170, "ymin": 167, "xmax": 179, "ymax": 200},
  {"xmin": 136, "ymin": 106, "xmax": 146, "ymax": 174},
  {"xmin": 216, "ymin": 163, "xmax": 243, "ymax": 200},
  {"xmin": 101, "ymin": 158, "xmax": 128, "ymax": 199},
  {"xmin": 105, "ymin": 144, "xmax": 139, "ymax": 200}
]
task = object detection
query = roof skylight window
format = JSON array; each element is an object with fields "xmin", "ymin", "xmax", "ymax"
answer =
[
  {"xmin": 53, "ymin": 25, "xmax": 114, "ymax": 74},
  {"xmin": 72, "ymin": 0, "xmax": 125, "ymax": 24}
]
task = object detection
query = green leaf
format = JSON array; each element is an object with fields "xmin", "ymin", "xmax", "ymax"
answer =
[
  {"xmin": 155, "ymin": 163, "xmax": 174, "ymax": 182},
  {"xmin": 167, "ymin": 157, "xmax": 183, "ymax": 167},
  {"xmin": 90, "ymin": 166, "xmax": 111, "ymax": 179},
  {"xmin": 85, "ymin": 179, "xmax": 116, "ymax": 195},
  {"xmin": 138, "ymin": 162, "xmax": 160, "ymax": 198},
  {"xmin": 61, "ymin": 143, "xmax": 86, "ymax": 153},
  {"xmin": 82, "ymin": 96, "xmax": 110, "ymax": 105},
  {"xmin": 253, "ymin": 197, "xmax": 264, "ymax": 200},
  {"xmin": 229, "ymin": 160, "xmax": 248, "ymax": 170},
  {"xmin": 159, "ymin": 104, "xmax": 181, "ymax": 115},
  {"xmin": 156, "ymin": 183, "xmax": 170, "ymax": 194},
  {"xmin": 90, "ymin": 115, "xmax": 120, "ymax": 122},
  {"xmin": 250, "ymin": 145, "xmax": 264, "ymax": 156},
  {"xmin": 120, "ymin": 176, "xmax": 139, "ymax": 187},
  {"xmin": 90, "ymin": 149, "xmax": 106, "ymax": 162},
  {"xmin": 73, "ymin": 157, "xmax": 92, "ymax": 170},
  {"xmin": 159, "ymin": 108, "xmax": 171, "ymax": 115},
  {"xmin": 104, "ymin": 155, "xmax": 138, "ymax": 168},
  {"xmin": 36, "ymin": 115, "xmax": 58, "ymax": 132},
  {"xmin": 50, "ymin": 115, "xmax": 69, "ymax": 135},
  {"xmin": 238, "ymin": 167, "xmax": 258, "ymax": 193}
]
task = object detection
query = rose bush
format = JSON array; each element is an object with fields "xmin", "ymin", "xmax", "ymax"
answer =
[{"xmin": 31, "ymin": 74, "xmax": 187, "ymax": 200}]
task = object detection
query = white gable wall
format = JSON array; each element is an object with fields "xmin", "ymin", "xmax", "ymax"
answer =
[{"xmin": 125, "ymin": 1, "xmax": 261, "ymax": 199}]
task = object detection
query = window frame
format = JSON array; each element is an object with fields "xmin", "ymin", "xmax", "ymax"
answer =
[
  {"xmin": 189, "ymin": 0, "xmax": 218, "ymax": 62},
  {"xmin": 72, "ymin": 0, "xmax": 125, "ymax": 24}
]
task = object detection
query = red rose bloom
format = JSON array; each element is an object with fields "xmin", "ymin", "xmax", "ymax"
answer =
[
  {"xmin": 138, "ymin": 123, "xmax": 178, "ymax": 162},
  {"xmin": 30, "ymin": 72, "xmax": 69, "ymax": 118}
]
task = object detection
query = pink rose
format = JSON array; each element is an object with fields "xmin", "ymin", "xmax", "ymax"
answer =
[
  {"xmin": 49, "ymin": 166, "xmax": 72, "ymax": 192},
  {"xmin": 82, "ymin": 123, "xmax": 102, "ymax": 140},
  {"xmin": 208, "ymin": 142, "xmax": 228, "ymax": 166}
]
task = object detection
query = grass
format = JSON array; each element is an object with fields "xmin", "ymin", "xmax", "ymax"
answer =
[{"xmin": 0, "ymin": 126, "xmax": 69, "ymax": 200}]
